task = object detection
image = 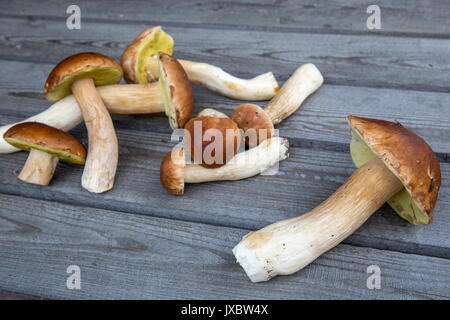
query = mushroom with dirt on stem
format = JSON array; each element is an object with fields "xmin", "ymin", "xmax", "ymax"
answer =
[
  {"xmin": 160, "ymin": 137, "xmax": 289, "ymax": 195},
  {"xmin": 233, "ymin": 115, "xmax": 441, "ymax": 282},
  {"xmin": 3, "ymin": 122, "xmax": 86, "ymax": 186},
  {"xmin": 0, "ymin": 52, "xmax": 193, "ymax": 154},
  {"xmin": 121, "ymin": 26, "xmax": 279, "ymax": 101},
  {"xmin": 44, "ymin": 52, "xmax": 122, "ymax": 193},
  {"xmin": 232, "ymin": 63, "xmax": 324, "ymax": 147}
]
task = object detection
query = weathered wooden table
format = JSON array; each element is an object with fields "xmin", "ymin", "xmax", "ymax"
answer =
[{"xmin": 0, "ymin": 0, "xmax": 449, "ymax": 300}]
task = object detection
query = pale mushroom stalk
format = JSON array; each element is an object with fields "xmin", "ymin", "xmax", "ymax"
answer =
[
  {"xmin": 233, "ymin": 157, "xmax": 402, "ymax": 282},
  {"xmin": 18, "ymin": 149, "xmax": 59, "ymax": 185},
  {"xmin": 0, "ymin": 86, "xmax": 161, "ymax": 153},
  {"xmin": 185, "ymin": 137, "xmax": 288, "ymax": 183},
  {"xmin": 160, "ymin": 137, "xmax": 289, "ymax": 195},
  {"xmin": 146, "ymin": 57, "xmax": 279, "ymax": 100},
  {"xmin": 264, "ymin": 63, "xmax": 324, "ymax": 124},
  {"xmin": 232, "ymin": 63, "xmax": 324, "ymax": 148},
  {"xmin": 233, "ymin": 115, "xmax": 441, "ymax": 282},
  {"xmin": 121, "ymin": 26, "xmax": 279, "ymax": 101},
  {"xmin": 71, "ymin": 78, "xmax": 118, "ymax": 193}
]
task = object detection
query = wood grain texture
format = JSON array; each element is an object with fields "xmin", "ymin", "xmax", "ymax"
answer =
[
  {"xmin": 0, "ymin": 124, "xmax": 448, "ymax": 258},
  {"xmin": 0, "ymin": 0, "xmax": 449, "ymax": 299},
  {"xmin": 0, "ymin": 16, "xmax": 449, "ymax": 92},
  {"xmin": 0, "ymin": 194, "xmax": 449, "ymax": 300},
  {"xmin": 1, "ymin": 0, "xmax": 449, "ymax": 37}
]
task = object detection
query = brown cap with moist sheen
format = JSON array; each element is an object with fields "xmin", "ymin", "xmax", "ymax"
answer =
[
  {"xmin": 159, "ymin": 53, "xmax": 194, "ymax": 129},
  {"xmin": 160, "ymin": 147, "xmax": 186, "ymax": 195},
  {"xmin": 4, "ymin": 122, "xmax": 86, "ymax": 164},
  {"xmin": 348, "ymin": 115, "xmax": 441, "ymax": 224},
  {"xmin": 44, "ymin": 52, "xmax": 123, "ymax": 101},
  {"xmin": 232, "ymin": 104, "xmax": 274, "ymax": 148},
  {"xmin": 184, "ymin": 116, "xmax": 241, "ymax": 169}
]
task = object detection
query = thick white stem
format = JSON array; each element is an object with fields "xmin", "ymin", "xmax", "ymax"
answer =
[
  {"xmin": 184, "ymin": 137, "xmax": 289, "ymax": 183},
  {"xmin": 146, "ymin": 57, "xmax": 279, "ymax": 101},
  {"xmin": 0, "ymin": 84, "xmax": 163, "ymax": 154},
  {"xmin": 17, "ymin": 148, "xmax": 59, "ymax": 186},
  {"xmin": 99, "ymin": 83, "xmax": 163, "ymax": 114},
  {"xmin": 264, "ymin": 63, "xmax": 324, "ymax": 125},
  {"xmin": 71, "ymin": 78, "xmax": 118, "ymax": 193},
  {"xmin": 233, "ymin": 157, "xmax": 403, "ymax": 282}
]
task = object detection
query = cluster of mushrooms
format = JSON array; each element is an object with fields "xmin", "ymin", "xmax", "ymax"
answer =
[{"xmin": 0, "ymin": 27, "xmax": 441, "ymax": 282}]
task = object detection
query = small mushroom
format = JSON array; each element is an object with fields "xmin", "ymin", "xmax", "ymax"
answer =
[
  {"xmin": 233, "ymin": 116, "xmax": 441, "ymax": 282},
  {"xmin": 121, "ymin": 27, "xmax": 279, "ymax": 101},
  {"xmin": 160, "ymin": 137, "xmax": 289, "ymax": 195},
  {"xmin": 44, "ymin": 52, "xmax": 122, "ymax": 193},
  {"xmin": 232, "ymin": 63, "xmax": 324, "ymax": 147},
  {"xmin": 3, "ymin": 122, "xmax": 86, "ymax": 186},
  {"xmin": 0, "ymin": 53, "xmax": 194, "ymax": 154},
  {"xmin": 183, "ymin": 115, "xmax": 241, "ymax": 168}
]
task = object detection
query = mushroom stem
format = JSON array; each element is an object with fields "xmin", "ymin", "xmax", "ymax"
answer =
[
  {"xmin": 264, "ymin": 63, "xmax": 323, "ymax": 125},
  {"xmin": 184, "ymin": 137, "xmax": 289, "ymax": 183},
  {"xmin": 146, "ymin": 57, "xmax": 279, "ymax": 101},
  {"xmin": 233, "ymin": 157, "xmax": 403, "ymax": 282},
  {"xmin": 71, "ymin": 78, "xmax": 119, "ymax": 193},
  {"xmin": 99, "ymin": 83, "xmax": 163, "ymax": 114},
  {"xmin": 0, "ymin": 83, "xmax": 164, "ymax": 154},
  {"xmin": 17, "ymin": 148, "xmax": 59, "ymax": 186}
]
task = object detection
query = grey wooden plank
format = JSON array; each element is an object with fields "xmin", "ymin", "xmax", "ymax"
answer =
[
  {"xmin": 0, "ymin": 17, "xmax": 449, "ymax": 92},
  {"xmin": 1, "ymin": 60, "xmax": 449, "ymax": 154},
  {"xmin": 0, "ymin": 122, "xmax": 448, "ymax": 258},
  {"xmin": 1, "ymin": 0, "xmax": 449, "ymax": 36},
  {"xmin": 0, "ymin": 193, "xmax": 449, "ymax": 299}
]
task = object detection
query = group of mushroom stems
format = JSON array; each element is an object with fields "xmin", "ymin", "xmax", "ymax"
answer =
[{"xmin": 0, "ymin": 27, "xmax": 441, "ymax": 283}]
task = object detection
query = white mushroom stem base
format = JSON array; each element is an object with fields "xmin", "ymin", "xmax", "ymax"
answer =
[
  {"xmin": 17, "ymin": 149, "xmax": 59, "ymax": 186},
  {"xmin": 264, "ymin": 63, "xmax": 324, "ymax": 125},
  {"xmin": 0, "ymin": 83, "xmax": 164, "ymax": 154},
  {"xmin": 184, "ymin": 137, "xmax": 289, "ymax": 183},
  {"xmin": 233, "ymin": 157, "xmax": 403, "ymax": 282},
  {"xmin": 71, "ymin": 78, "xmax": 119, "ymax": 193},
  {"xmin": 146, "ymin": 57, "xmax": 279, "ymax": 101}
]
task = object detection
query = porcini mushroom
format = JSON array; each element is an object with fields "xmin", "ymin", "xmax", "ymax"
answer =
[
  {"xmin": 233, "ymin": 116, "xmax": 441, "ymax": 282},
  {"xmin": 232, "ymin": 63, "xmax": 323, "ymax": 147},
  {"xmin": 121, "ymin": 27, "xmax": 279, "ymax": 101},
  {"xmin": 160, "ymin": 137, "xmax": 289, "ymax": 195},
  {"xmin": 183, "ymin": 114, "xmax": 241, "ymax": 168},
  {"xmin": 3, "ymin": 122, "xmax": 86, "ymax": 186},
  {"xmin": 0, "ymin": 53, "xmax": 193, "ymax": 154},
  {"xmin": 44, "ymin": 52, "xmax": 122, "ymax": 193}
]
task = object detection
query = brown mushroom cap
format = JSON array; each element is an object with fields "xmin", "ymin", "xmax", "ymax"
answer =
[
  {"xmin": 3, "ymin": 122, "xmax": 87, "ymax": 164},
  {"xmin": 184, "ymin": 116, "xmax": 242, "ymax": 169},
  {"xmin": 121, "ymin": 26, "xmax": 174, "ymax": 84},
  {"xmin": 160, "ymin": 147, "xmax": 186, "ymax": 195},
  {"xmin": 44, "ymin": 52, "xmax": 123, "ymax": 101},
  {"xmin": 348, "ymin": 115, "xmax": 441, "ymax": 225},
  {"xmin": 158, "ymin": 53, "xmax": 194, "ymax": 129},
  {"xmin": 232, "ymin": 103, "xmax": 275, "ymax": 148}
]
